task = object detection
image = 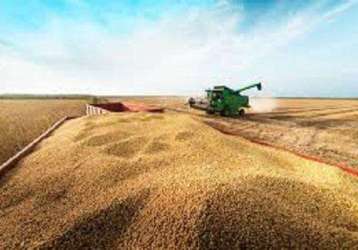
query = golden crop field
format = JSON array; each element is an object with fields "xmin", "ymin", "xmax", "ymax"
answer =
[
  {"xmin": 0, "ymin": 98, "xmax": 358, "ymax": 249},
  {"xmin": 0, "ymin": 100, "xmax": 86, "ymax": 165}
]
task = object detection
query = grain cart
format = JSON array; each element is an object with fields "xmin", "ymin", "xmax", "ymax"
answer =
[{"xmin": 188, "ymin": 82, "xmax": 262, "ymax": 117}]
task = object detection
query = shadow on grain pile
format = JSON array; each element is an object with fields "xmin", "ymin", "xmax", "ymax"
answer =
[{"xmin": 0, "ymin": 112, "xmax": 358, "ymax": 249}]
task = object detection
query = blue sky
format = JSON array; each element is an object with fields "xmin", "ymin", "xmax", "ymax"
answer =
[{"xmin": 0, "ymin": 0, "xmax": 357, "ymax": 97}]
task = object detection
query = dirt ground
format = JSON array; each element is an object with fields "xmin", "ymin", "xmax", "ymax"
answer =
[{"xmin": 147, "ymin": 97, "xmax": 358, "ymax": 170}]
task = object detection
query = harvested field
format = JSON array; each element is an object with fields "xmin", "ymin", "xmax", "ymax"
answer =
[
  {"xmin": 0, "ymin": 100, "xmax": 86, "ymax": 165},
  {"xmin": 160, "ymin": 98, "xmax": 358, "ymax": 169},
  {"xmin": 1, "ymin": 112, "xmax": 357, "ymax": 249}
]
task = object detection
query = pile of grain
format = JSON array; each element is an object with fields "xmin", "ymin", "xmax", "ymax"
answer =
[{"xmin": 0, "ymin": 112, "xmax": 357, "ymax": 249}]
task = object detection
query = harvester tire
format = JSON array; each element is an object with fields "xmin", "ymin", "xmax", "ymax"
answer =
[
  {"xmin": 238, "ymin": 109, "xmax": 245, "ymax": 116},
  {"xmin": 220, "ymin": 109, "xmax": 230, "ymax": 117}
]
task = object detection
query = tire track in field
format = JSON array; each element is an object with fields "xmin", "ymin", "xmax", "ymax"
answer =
[
  {"xmin": 263, "ymin": 106, "xmax": 349, "ymax": 116},
  {"xmin": 262, "ymin": 108, "xmax": 357, "ymax": 124},
  {"xmin": 266, "ymin": 107, "xmax": 354, "ymax": 118},
  {"xmin": 306, "ymin": 108, "xmax": 358, "ymax": 119},
  {"xmin": 269, "ymin": 108, "xmax": 358, "ymax": 127}
]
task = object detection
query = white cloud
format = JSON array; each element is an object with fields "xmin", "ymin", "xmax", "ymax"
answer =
[
  {"xmin": 323, "ymin": 0, "xmax": 358, "ymax": 21},
  {"xmin": 0, "ymin": 1, "xmax": 357, "ymax": 96}
]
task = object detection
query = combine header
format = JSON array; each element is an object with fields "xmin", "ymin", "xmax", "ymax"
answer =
[{"xmin": 189, "ymin": 82, "xmax": 262, "ymax": 117}]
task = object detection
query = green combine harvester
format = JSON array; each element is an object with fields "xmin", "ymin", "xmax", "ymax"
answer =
[{"xmin": 188, "ymin": 82, "xmax": 262, "ymax": 117}]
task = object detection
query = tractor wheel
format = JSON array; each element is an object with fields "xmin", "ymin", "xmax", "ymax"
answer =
[
  {"xmin": 220, "ymin": 109, "xmax": 230, "ymax": 117},
  {"xmin": 206, "ymin": 109, "xmax": 215, "ymax": 115},
  {"xmin": 238, "ymin": 109, "xmax": 245, "ymax": 116}
]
